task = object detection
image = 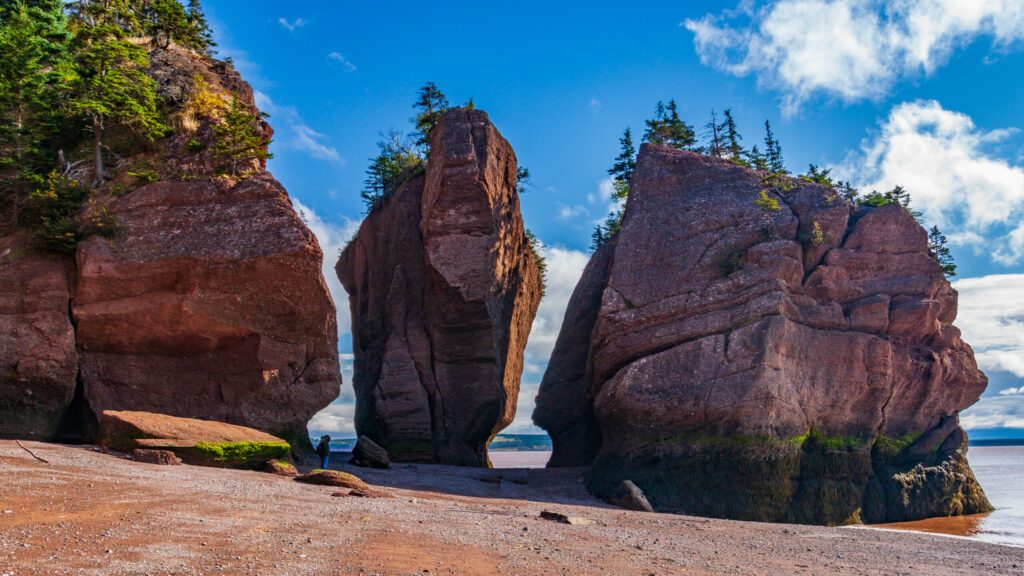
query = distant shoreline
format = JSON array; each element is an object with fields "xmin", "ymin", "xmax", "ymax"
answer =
[{"xmin": 315, "ymin": 434, "xmax": 1024, "ymax": 452}]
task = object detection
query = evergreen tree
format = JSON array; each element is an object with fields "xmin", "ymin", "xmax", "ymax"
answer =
[
  {"xmin": 746, "ymin": 144, "xmax": 769, "ymax": 171},
  {"xmin": 928, "ymin": 225, "xmax": 957, "ymax": 277},
  {"xmin": 516, "ymin": 166, "xmax": 532, "ymax": 194},
  {"xmin": 722, "ymin": 109, "xmax": 745, "ymax": 165},
  {"xmin": 590, "ymin": 224, "xmax": 608, "ymax": 252},
  {"xmin": 800, "ymin": 164, "xmax": 834, "ymax": 186},
  {"xmin": 592, "ymin": 127, "xmax": 638, "ymax": 249},
  {"xmin": 185, "ymin": 0, "xmax": 215, "ymax": 54},
  {"xmin": 0, "ymin": 1, "xmax": 68, "ymax": 226},
  {"xmin": 763, "ymin": 120, "xmax": 785, "ymax": 174},
  {"xmin": 703, "ymin": 109, "xmax": 723, "ymax": 157},
  {"xmin": 412, "ymin": 81, "xmax": 449, "ymax": 151},
  {"xmin": 642, "ymin": 101, "xmax": 668, "ymax": 146},
  {"xmin": 607, "ymin": 127, "xmax": 636, "ymax": 200},
  {"xmin": 664, "ymin": 99, "xmax": 696, "ymax": 149},
  {"xmin": 140, "ymin": 0, "xmax": 188, "ymax": 49},
  {"xmin": 212, "ymin": 98, "xmax": 271, "ymax": 177},
  {"xmin": 361, "ymin": 130, "xmax": 422, "ymax": 211},
  {"xmin": 67, "ymin": 0, "xmax": 166, "ymax": 187},
  {"xmin": 643, "ymin": 100, "xmax": 695, "ymax": 149}
]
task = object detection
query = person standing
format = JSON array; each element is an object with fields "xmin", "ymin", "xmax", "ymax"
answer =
[{"xmin": 316, "ymin": 435, "xmax": 331, "ymax": 470}]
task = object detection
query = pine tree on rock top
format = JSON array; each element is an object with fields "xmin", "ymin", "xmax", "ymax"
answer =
[
  {"xmin": 67, "ymin": 0, "xmax": 165, "ymax": 187},
  {"xmin": 0, "ymin": 0, "xmax": 69, "ymax": 227},
  {"xmin": 212, "ymin": 98, "xmax": 271, "ymax": 178},
  {"xmin": 412, "ymin": 81, "xmax": 449, "ymax": 152}
]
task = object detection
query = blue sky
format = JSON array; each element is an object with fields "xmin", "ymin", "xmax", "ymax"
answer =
[{"xmin": 203, "ymin": 0, "xmax": 1024, "ymax": 437}]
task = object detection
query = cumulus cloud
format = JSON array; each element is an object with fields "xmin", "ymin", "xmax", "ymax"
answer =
[
  {"xmin": 841, "ymin": 100, "xmax": 1024, "ymax": 265},
  {"xmin": 308, "ymin": 353, "xmax": 356, "ymax": 435},
  {"xmin": 295, "ymin": 200, "xmax": 359, "ymax": 436},
  {"xmin": 327, "ymin": 52, "xmax": 357, "ymax": 72},
  {"xmin": 961, "ymin": 395, "xmax": 1024, "ymax": 430},
  {"xmin": 254, "ymin": 92, "xmax": 344, "ymax": 165},
  {"xmin": 953, "ymin": 274, "xmax": 1024, "ymax": 379},
  {"xmin": 290, "ymin": 199, "xmax": 360, "ymax": 339},
  {"xmin": 684, "ymin": 0, "xmax": 1024, "ymax": 112},
  {"xmin": 277, "ymin": 17, "xmax": 306, "ymax": 32},
  {"xmin": 1000, "ymin": 387, "xmax": 1024, "ymax": 396},
  {"xmin": 524, "ymin": 245, "xmax": 590, "ymax": 364},
  {"xmin": 556, "ymin": 203, "xmax": 585, "ymax": 221}
]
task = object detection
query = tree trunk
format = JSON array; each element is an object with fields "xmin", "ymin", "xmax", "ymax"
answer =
[{"xmin": 93, "ymin": 114, "xmax": 104, "ymax": 188}]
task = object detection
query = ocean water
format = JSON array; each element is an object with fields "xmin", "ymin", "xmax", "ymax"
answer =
[{"xmin": 878, "ymin": 446, "xmax": 1024, "ymax": 547}]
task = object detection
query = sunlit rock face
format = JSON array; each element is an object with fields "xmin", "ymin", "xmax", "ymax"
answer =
[{"xmin": 535, "ymin": 145, "xmax": 990, "ymax": 525}]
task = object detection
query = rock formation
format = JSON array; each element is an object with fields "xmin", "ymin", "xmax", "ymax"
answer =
[
  {"xmin": 0, "ymin": 234, "xmax": 77, "ymax": 440},
  {"xmin": 99, "ymin": 410, "xmax": 291, "ymax": 469},
  {"xmin": 0, "ymin": 46, "xmax": 340, "ymax": 447},
  {"xmin": 73, "ymin": 175, "xmax": 340, "ymax": 442},
  {"xmin": 534, "ymin": 145, "xmax": 991, "ymax": 525},
  {"xmin": 337, "ymin": 108, "xmax": 542, "ymax": 467}
]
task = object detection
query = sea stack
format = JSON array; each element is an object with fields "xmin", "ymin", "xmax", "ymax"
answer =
[
  {"xmin": 0, "ymin": 46, "xmax": 341, "ymax": 446},
  {"xmin": 337, "ymin": 108, "xmax": 542, "ymax": 467},
  {"xmin": 534, "ymin": 144, "xmax": 991, "ymax": 525}
]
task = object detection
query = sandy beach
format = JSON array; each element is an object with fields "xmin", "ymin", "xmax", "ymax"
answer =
[{"xmin": 1, "ymin": 442, "xmax": 1022, "ymax": 576}]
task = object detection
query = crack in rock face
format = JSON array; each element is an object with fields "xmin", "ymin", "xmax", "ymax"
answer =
[
  {"xmin": 534, "ymin": 145, "xmax": 991, "ymax": 525},
  {"xmin": 337, "ymin": 109, "xmax": 542, "ymax": 467}
]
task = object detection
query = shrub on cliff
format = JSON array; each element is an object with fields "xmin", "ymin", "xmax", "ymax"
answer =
[{"xmin": 212, "ymin": 98, "xmax": 272, "ymax": 177}]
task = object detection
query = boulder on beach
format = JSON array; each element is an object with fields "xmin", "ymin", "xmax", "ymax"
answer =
[
  {"xmin": 351, "ymin": 435, "xmax": 390, "ymax": 469},
  {"xmin": 337, "ymin": 108, "xmax": 542, "ymax": 466},
  {"xmin": 295, "ymin": 469, "xmax": 370, "ymax": 491},
  {"xmin": 131, "ymin": 449, "xmax": 182, "ymax": 466},
  {"xmin": 99, "ymin": 410, "xmax": 291, "ymax": 469},
  {"xmin": 534, "ymin": 145, "xmax": 991, "ymax": 525}
]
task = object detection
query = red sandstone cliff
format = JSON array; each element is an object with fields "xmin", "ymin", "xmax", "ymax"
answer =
[
  {"xmin": 337, "ymin": 108, "xmax": 542, "ymax": 467},
  {"xmin": 534, "ymin": 145, "xmax": 990, "ymax": 524},
  {"xmin": 0, "ymin": 47, "xmax": 340, "ymax": 446}
]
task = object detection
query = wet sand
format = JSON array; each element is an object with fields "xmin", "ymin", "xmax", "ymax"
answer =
[{"xmin": 2, "ymin": 442, "xmax": 1023, "ymax": 576}]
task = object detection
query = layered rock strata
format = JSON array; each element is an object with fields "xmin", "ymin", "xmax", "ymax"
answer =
[
  {"xmin": 534, "ymin": 145, "xmax": 991, "ymax": 524},
  {"xmin": 0, "ymin": 49, "xmax": 340, "ymax": 447}
]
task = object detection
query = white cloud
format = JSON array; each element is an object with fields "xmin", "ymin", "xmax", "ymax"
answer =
[
  {"xmin": 1000, "ymin": 387, "xmax": 1024, "ymax": 396},
  {"xmin": 254, "ymin": 91, "xmax": 345, "ymax": 165},
  {"xmin": 685, "ymin": 0, "xmax": 1024, "ymax": 113},
  {"xmin": 961, "ymin": 395, "xmax": 1024, "ymax": 430},
  {"xmin": 524, "ymin": 245, "xmax": 590, "ymax": 365},
  {"xmin": 296, "ymin": 200, "xmax": 359, "ymax": 437},
  {"xmin": 290, "ymin": 199, "xmax": 360, "ymax": 340},
  {"xmin": 277, "ymin": 17, "xmax": 306, "ymax": 32},
  {"xmin": 327, "ymin": 52, "xmax": 357, "ymax": 72},
  {"xmin": 588, "ymin": 97, "xmax": 602, "ymax": 112},
  {"xmin": 508, "ymin": 244, "xmax": 590, "ymax": 434},
  {"xmin": 556, "ymin": 203, "xmax": 585, "ymax": 221},
  {"xmin": 841, "ymin": 100, "xmax": 1024, "ymax": 265},
  {"xmin": 953, "ymin": 274, "xmax": 1024, "ymax": 379}
]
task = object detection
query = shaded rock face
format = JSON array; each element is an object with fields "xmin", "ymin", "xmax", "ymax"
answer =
[
  {"xmin": 534, "ymin": 145, "xmax": 990, "ymax": 525},
  {"xmin": 74, "ymin": 176, "xmax": 340, "ymax": 442},
  {"xmin": 0, "ymin": 234, "xmax": 78, "ymax": 440},
  {"xmin": 338, "ymin": 109, "xmax": 542, "ymax": 467}
]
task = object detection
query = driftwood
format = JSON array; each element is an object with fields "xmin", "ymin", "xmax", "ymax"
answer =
[{"xmin": 15, "ymin": 440, "xmax": 49, "ymax": 464}]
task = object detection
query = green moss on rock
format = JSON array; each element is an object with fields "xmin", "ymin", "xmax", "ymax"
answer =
[{"xmin": 174, "ymin": 441, "xmax": 291, "ymax": 468}]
